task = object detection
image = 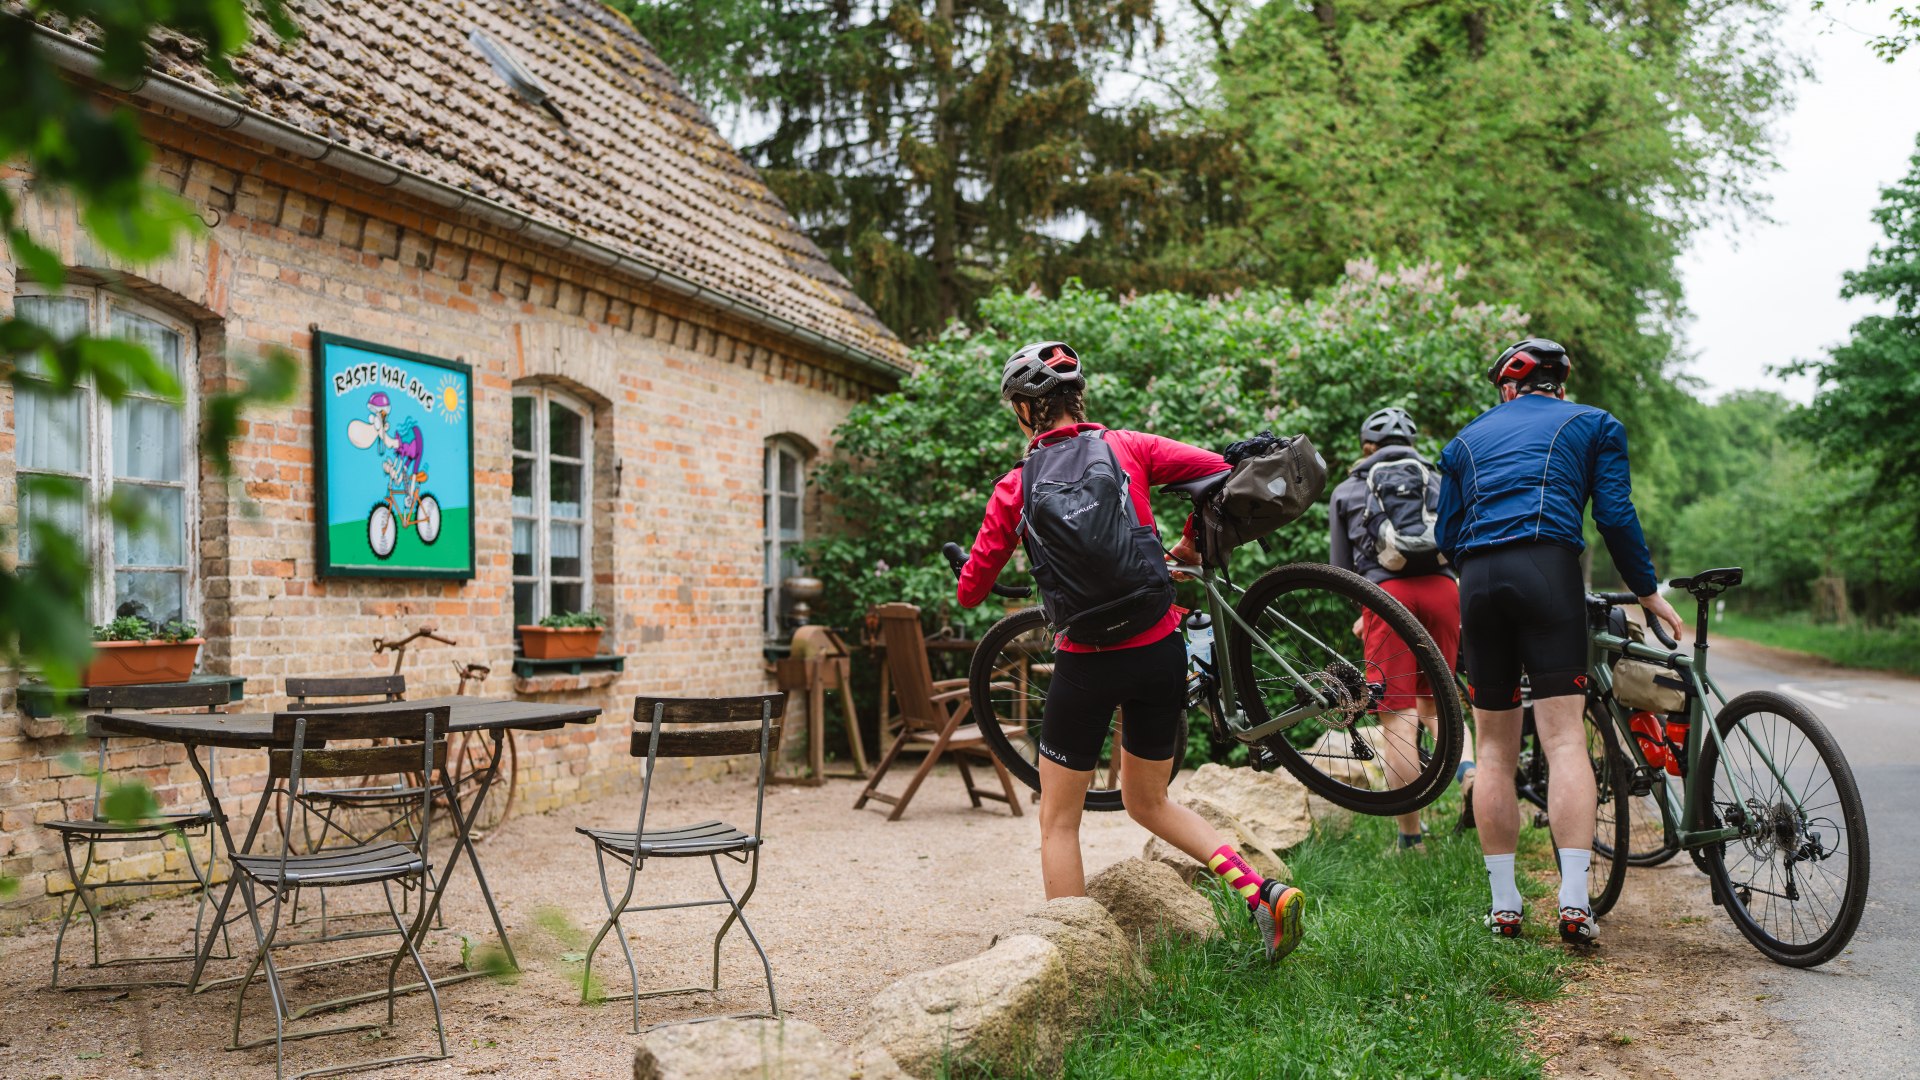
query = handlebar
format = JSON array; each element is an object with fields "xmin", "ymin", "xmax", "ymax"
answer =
[
  {"xmin": 941, "ymin": 542, "xmax": 1033, "ymax": 599},
  {"xmin": 1587, "ymin": 592, "xmax": 1681, "ymax": 649}
]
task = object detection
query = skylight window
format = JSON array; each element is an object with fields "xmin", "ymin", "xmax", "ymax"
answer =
[{"xmin": 469, "ymin": 29, "xmax": 565, "ymax": 125}]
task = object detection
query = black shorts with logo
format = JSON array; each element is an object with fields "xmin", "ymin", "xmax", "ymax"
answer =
[
  {"xmin": 1458, "ymin": 541, "xmax": 1589, "ymax": 707},
  {"xmin": 1038, "ymin": 631, "xmax": 1187, "ymax": 771}
]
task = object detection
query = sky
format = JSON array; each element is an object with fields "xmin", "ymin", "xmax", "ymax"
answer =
[{"xmin": 1679, "ymin": 1, "xmax": 1920, "ymax": 401}]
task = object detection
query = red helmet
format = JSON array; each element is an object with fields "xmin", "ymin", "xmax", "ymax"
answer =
[{"xmin": 1488, "ymin": 338, "xmax": 1571, "ymax": 390}]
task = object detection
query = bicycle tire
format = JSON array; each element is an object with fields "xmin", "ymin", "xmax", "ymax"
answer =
[
  {"xmin": 1696, "ymin": 690, "xmax": 1869, "ymax": 967},
  {"xmin": 968, "ymin": 606, "xmax": 1185, "ymax": 813},
  {"xmin": 1546, "ymin": 699, "xmax": 1632, "ymax": 918},
  {"xmin": 1228, "ymin": 563, "xmax": 1464, "ymax": 816}
]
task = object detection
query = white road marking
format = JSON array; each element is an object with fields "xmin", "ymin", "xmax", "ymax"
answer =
[{"xmin": 1777, "ymin": 683, "xmax": 1852, "ymax": 711}]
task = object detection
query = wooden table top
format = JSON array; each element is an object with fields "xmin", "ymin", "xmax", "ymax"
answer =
[{"xmin": 87, "ymin": 696, "xmax": 602, "ymax": 749}]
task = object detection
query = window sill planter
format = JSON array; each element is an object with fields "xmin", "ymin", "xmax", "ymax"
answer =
[
  {"xmin": 516, "ymin": 626, "xmax": 605, "ymax": 660},
  {"xmin": 84, "ymin": 638, "xmax": 204, "ymax": 687}
]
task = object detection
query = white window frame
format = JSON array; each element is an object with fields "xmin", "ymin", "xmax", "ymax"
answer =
[
  {"xmin": 13, "ymin": 283, "xmax": 199, "ymax": 626},
  {"xmin": 511, "ymin": 385, "xmax": 594, "ymax": 625},
  {"xmin": 763, "ymin": 437, "xmax": 809, "ymax": 636}
]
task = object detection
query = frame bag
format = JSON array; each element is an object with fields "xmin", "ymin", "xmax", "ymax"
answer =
[{"xmin": 1612, "ymin": 625, "xmax": 1691, "ymax": 713}]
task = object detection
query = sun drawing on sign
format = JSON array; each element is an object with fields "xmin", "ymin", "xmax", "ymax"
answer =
[{"xmin": 437, "ymin": 374, "xmax": 465, "ymax": 423}]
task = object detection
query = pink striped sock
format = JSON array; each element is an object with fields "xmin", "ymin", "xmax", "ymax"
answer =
[{"xmin": 1207, "ymin": 844, "xmax": 1267, "ymax": 912}]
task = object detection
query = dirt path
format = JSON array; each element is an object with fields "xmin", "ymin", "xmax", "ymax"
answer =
[
  {"xmin": 0, "ymin": 766, "xmax": 1141, "ymax": 1079},
  {"xmin": 1530, "ymin": 857, "xmax": 1806, "ymax": 1078}
]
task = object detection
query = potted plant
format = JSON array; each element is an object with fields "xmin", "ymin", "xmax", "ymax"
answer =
[
  {"xmin": 518, "ymin": 610, "xmax": 607, "ymax": 660},
  {"xmin": 86, "ymin": 616, "xmax": 204, "ymax": 686}
]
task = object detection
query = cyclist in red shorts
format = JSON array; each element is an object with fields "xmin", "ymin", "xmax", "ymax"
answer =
[{"xmin": 1328, "ymin": 407, "xmax": 1473, "ymax": 850}]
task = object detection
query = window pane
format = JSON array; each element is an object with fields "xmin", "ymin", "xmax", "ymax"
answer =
[
  {"xmin": 17, "ymin": 380, "xmax": 89, "ymax": 473},
  {"xmin": 779, "ymin": 493, "xmax": 800, "ymax": 534},
  {"xmin": 512, "ymin": 457, "xmax": 533, "ymax": 516},
  {"xmin": 109, "ymin": 308, "xmax": 183, "ymax": 383},
  {"xmin": 549, "ymin": 401, "xmax": 582, "ymax": 459},
  {"xmin": 549, "ymin": 461, "xmax": 583, "ymax": 519},
  {"xmin": 14, "ymin": 296, "xmax": 90, "ymax": 377},
  {"xmin": 512, "ymin": 396, "xmax": 533, "ymax": 452},
  {"xmin": 549, "ymin": 521, "xmax": 582, "ymax": 579},
  {"xmin": 113, "ymin": 484, "xmax": 185, "ymax": 567},
  {"xmin": 512, "ymin": 517, "xmax": 534, "ymax": 577},
  {"xmin": 764, "ymin": 540, "xmax": 776, "ymax": 589},
  {"xmin": 779, "ymin": 449, "xmax": 799, "ymax": 494},
  {"xmin": 113, "ymin": 396, "xmax": 184, "ymax": 481},
  {"xmin": 18, "ymin": 479, "xmax": 87, "ymax": 563},
  {"xmin": 115, "ymin": 570, "xmax": 187, "ymax": 625},
  {"xmin": 550, "ymin": 581, "xmax": 583, "ymax": 618},
  {"xmin": 513, "ymin": 582, "xmax": 536, "ymax": 627}
]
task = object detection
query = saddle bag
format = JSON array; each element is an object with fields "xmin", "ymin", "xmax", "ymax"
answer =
[{"xmin": 1199, "ymin": 432, "xmax": 1328, "ymax": 566}]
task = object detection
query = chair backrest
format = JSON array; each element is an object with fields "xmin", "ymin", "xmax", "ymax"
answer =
[
  {"xmin": 873, "ymin": 603, "xmax": 941, "ymax": 730},
  {"xmin": 85, "ymin": 681, "xmax": 228, "ymax": 712},
  {"xmin": 265, "ymin": 706, "xmax": 451, "ymax": 866},
  {"xmin": 627, "ymin": 693, "xmax": 786, "ymax": 846},
  {"xmin": 286, "ymin": 674, "xmax": 406, "ymax": 710}
]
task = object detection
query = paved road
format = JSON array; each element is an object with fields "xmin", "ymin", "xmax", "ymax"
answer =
[{"xmin": 1709, "ymin": 641, "xmax": 1918, "ymax": 1076}]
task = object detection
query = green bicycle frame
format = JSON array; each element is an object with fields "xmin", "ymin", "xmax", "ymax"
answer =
[
  {"xmin": 1586, "ymin": 623, "xmax": 1805, "ymax": 850},
  {"xmin": 1170, "ymin": 563, "xmax": 1336, "ymax": 743}
]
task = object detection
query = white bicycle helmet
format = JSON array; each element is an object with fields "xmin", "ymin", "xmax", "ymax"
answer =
[
  {"xmin": 999, "ymin": 341, "xmax": 1084, "ymax": 400},
  {"xmin": 1360, "ymin": 407, "xmax": 1417, "ymax": 446}
]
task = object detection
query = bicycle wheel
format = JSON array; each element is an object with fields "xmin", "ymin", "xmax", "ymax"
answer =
[
  {"xmin": 425, "ymin": 730, "xmax": 518, "ymax": 842},
  {"xmin": 1228, "ymin": 563, "xmax": 1463, "ymax": 816},
  {"xmin": 1543, "ymin": 700, "xmax": 1631, "ymax": 918},
  {"xmin": 968, "ymin": 606, "xmax": 1185, "ymax": 813},
  {"xmin": 1697, "ymin": 690, "xmax": 1869, "ymax": 967},
  {"xmin": 1625, "ymin": 774, "xmax": 1682, "ymax": 867}
]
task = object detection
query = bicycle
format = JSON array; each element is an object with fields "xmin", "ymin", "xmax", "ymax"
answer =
[
  {"xmin": 1562, "ymin": 568, "xmax": 1869, "ymax": 966},
  {"xmin": 947, "ymin": 471, "xmax": 1466, "ymax": 815},
  {"xmin": 1508, "ymin": 683, "xmax": 1634, "ymax": 918},
  {"xmin": 372, "ymin": 627, "xmax": 516, "ymax": 840},
  {"xmin": 367, "ymin": 475, "xmax": 442, "ymax": 560}
]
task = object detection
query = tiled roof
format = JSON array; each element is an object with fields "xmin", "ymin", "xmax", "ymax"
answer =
[{"xmin": 142, "ymin": 0, "xmax": 906, "ymax": 369}]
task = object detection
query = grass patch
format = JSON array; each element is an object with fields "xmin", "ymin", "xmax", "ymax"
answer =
[
  {"xmin": 1060, "ymin": 806, "xmax": 1579, "ymax": 1079},
  {"xmin": 1716, "ymin": 609, "xmax": 1920, "ymax": 676}
]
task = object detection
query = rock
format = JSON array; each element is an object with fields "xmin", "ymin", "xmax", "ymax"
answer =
[
  {"xmin": 991, "ymin": 896, "xmax": 1145, "ymax": 1025},
  {"xmin": 863, "ymin": 934, "xmax": 1070, "ymax": 1079},
  {"xmin": 850, "ymin": 1045, "xmax": 912, "ymax": 1080},
  {"xmin": 1179, "ymin": 763, "xmax": 1318, "ymax": 851},
  {"xmin": 1085, "ymin": 857, "xmax": 1219, "ymax": 944},
  {"xmin": 634, "ymin": 1017, "xmax": 867, "ymax": 1080},
  {"xmin": 1180, "ymin": 796, "xmax": 1293, "ymax": 881},
  {"xmin": 1142, "ymin": 836, "xmax": 1204, "ymax": 883}
]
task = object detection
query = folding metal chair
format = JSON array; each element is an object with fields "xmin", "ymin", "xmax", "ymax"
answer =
[
  {"xmin": 228, "ymin": 704, "xmax": 451, "ymax": 1079},
  {"xmin": 577, "ymin": 693, "xmax": 785, "ymax": 1031},
  {"xmin": 47, "ymin": 681, "xmax": 234, "ymax": 990}
]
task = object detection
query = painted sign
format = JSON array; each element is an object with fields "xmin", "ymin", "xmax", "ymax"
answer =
[{"xmin": 313, "ymin": 332, "xmax": 474, "ymax": 579}]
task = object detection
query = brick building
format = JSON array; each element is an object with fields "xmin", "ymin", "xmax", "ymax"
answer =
[{"xmin": 0, "ymin": 0, "xmax": 908, "ymax": 925}]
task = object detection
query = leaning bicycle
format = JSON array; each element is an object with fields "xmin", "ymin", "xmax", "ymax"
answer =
[
  {"xmin": 949, "ymin": 471, "xmax": 1466, "ymax": 815},
  {"xmin": 1567, "ymin": 568, "xmax": 1868, "ymax": 967}
]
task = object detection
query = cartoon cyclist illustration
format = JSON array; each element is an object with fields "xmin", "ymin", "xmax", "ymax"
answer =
[{"xmin": 346, "ymin": 390, "xmax": 442, "ymax": 559}]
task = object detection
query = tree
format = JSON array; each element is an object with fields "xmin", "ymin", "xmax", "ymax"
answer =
[
  {"xmin": 803, "ymin": 266, "xmax": 1524, "ymax": 633},
  {"xmin": 1, "ymin": 3, "xmax": 299, "ymax": 890},
  {"xmin": 1213, "ymin": 0, "xmax": 1799, "ymax": 424},
  {"xmin": 614, "ymin": 0, "xmax": 1242, "ymax": 340},
  {"xmin": 1812, "ymin": 1, "xmax": 1920, "ymax": 60}
]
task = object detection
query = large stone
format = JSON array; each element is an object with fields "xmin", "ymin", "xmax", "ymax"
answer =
[
  {"xmin": 634, "ymin": 1017, "xmax": 887, "ymax": 1080},
  {"xmin": 863, "ymin": 933, "xmax": 1071, "ymax": 1079},
  {"xmin": 1179, "ymin": 763, "xmax": 1319, "ymax": 851},
  {"xmin": 1085, "ymin": 857, "xmax": 1219, "ymax": 944},
  {"xmin": 991, "ymin": 896, "xmax": 1145, "ymax": 1026}
]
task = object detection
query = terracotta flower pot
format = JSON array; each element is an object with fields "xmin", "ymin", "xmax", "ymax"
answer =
[
  {"xmin": 517, "ymin": 625, "xmax": 605, "ymax": 660},
  {"xmin": 85, "ymin": 638, "xmax": 204, "ymax": 686}
]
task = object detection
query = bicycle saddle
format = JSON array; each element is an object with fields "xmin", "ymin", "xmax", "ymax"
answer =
[
  {"xmin": 1670, "ymin": 567, "xmax": 1743, "ymax": 597},
  {"xmin": 1161, "ymin": 471, "xmax": 1231, "ymax": 502}
]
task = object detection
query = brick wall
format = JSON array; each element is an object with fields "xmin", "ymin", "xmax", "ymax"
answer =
[{"xmin": 0, "ymin": 107, "xmax": 897, "ymax": 927}]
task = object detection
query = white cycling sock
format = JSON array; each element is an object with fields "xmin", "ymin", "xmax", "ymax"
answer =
[
  {"xmin": 1557, "ymin": 848, "xmax": 1592, "ymax": 912},
  {"xmin": 1484, "ymin": 853, "xmax": 1522, "ymax": 913}
]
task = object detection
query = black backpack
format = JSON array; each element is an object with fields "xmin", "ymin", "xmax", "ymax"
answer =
[
  {"xmin": 1360, "ymin": 453, "xmax": 1444, "ymax": 574},
  {"xmin": 1018, "ymin": 431, "xmax": 1174, "ymax": 646}
]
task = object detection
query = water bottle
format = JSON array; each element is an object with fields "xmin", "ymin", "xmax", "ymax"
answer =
[{"xmin": 1183, "ymin": 610, "xmax": 1214, "ymax": 668}]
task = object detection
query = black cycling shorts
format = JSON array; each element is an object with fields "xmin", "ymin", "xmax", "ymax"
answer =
[
  {"xmin": 1459, "ymin": 541, "xmax": 1589, "ymax": 708},
  {"xmin": 1039, "ymin": 631, "xmax": 1186, "ymax": 772}
]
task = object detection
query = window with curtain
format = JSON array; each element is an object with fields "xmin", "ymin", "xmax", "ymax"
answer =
[
  {"xmin": 511, "ymin": 386, "xmax": 592, "ymax": 627},
  {"xmin": 13, "ymin": 287, "xmax": 194, "ymax": 625},
  {"xmin": 763, "ymin": 437, "xmax": 808, "ymax": 636}
]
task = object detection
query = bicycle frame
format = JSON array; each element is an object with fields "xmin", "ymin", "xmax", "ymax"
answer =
[
  {"xmin": 1170, "ymin": 563, "xmax": 1336, "ymax": 743},
  {"xmin": 1586, "ymin": 614, "xmax": 1805, "ymax": 851}
]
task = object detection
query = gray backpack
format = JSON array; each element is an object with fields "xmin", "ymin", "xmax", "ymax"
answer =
[{"xmin": 1361, "ymin": 455, "xmax": 1443, "ymax": 574}]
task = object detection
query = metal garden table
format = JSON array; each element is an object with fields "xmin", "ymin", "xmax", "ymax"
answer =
[{"xmin": 87, "ymin": 695, "xmax": 599, "ymax": 1010}]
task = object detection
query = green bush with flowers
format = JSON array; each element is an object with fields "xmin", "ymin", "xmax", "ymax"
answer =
[{"xmin": 803, "ymin": 266, "xmax": 1526, "ymax": 636}]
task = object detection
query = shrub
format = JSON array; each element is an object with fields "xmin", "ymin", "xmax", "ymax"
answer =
[{"xmin": 537, "ymin": 610, "xmax": 607, "ymax": 629}]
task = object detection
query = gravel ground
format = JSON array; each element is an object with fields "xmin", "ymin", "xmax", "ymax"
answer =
[{"xmin": 0, "ymin": 764, "xmax": 1143, "ymax": 1080}]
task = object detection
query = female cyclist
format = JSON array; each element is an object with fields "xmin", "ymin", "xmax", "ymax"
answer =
[{"xmin": 957, "ymin": 341, "xmax": 1306, "ymax": 961}]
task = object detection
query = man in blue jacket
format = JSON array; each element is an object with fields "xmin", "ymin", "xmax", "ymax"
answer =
[{"xmin": 1436, "ymin": 338, "xmax": 1685, "ymax": 946}]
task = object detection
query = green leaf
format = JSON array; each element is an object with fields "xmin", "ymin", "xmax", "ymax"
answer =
[
  {"xmin": 8, "ymin": 228, "xmax": 66, "ymax": 289},
  {"xmin": 80, "ymin": 183, "xmax": 203, "ymax": 263},
  {"xmin": 101, "ymin": 779, "xmax": 162, "ymax": 825}
]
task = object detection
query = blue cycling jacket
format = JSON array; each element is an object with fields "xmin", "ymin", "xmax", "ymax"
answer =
[{"xmin": 1434, "ymin": 394, "xmax": 1659, "ymax": 596}]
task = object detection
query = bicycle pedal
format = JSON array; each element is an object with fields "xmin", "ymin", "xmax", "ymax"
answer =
[
  {"xmin": 1249, "ymin": 745, "xmax": 1282, "ymax": 773},
  {"xmin": 1629, "ymin": 767, "xmax": 1657, "ymax": 798},
  {"xmin": 1532, "ymin": 812, "xmax": 1551, "ymax": 829}
]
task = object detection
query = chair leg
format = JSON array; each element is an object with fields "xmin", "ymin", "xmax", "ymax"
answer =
[
  {"xmin": 886, "ymin": 721, "xmax": 961, "ymax": 822},
  {"xmin": 381, "ymin": 879, "xmax": 448, "ymax": 1063},
  {"xmin": 581, "ymin": 844, "xmax": 643, "ymax": 1033},
  {"xmin": 985, "ymin": 749, "xmax": 1025, "ymax": 818},
  {"xmin": 711, "ymin": 850, "xmax": 776, "ymax": 1017},
  {"xmin": 48, "ymin": 875, "xmax": 86, "ymax": 989},
  {"xmin": 853, "ymin": 736, "xmax": 911, "ymax": 810},
  {"xmin": 231, "ymin": 879, "xmax": 289, "ymax": 1079},
  {"xmin": 954, "ymin": 753, "xmax": 984, "ymax": 808}
]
